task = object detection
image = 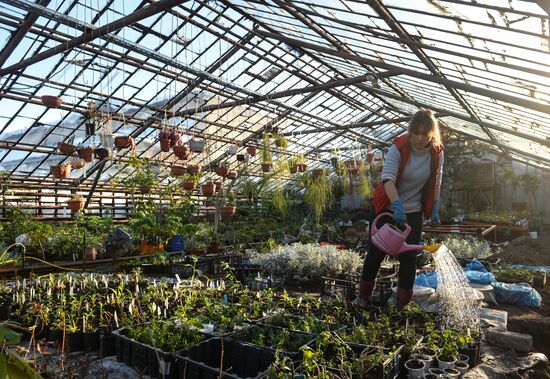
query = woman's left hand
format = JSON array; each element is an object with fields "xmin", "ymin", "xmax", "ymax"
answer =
[{"xmin": 431, "ymin": 200, "xmax": 441, "ymax": 226}]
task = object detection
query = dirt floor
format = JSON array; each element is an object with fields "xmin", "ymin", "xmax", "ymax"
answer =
[{"xmin": 491, "ymin": 230, "xmax": 550, "ymax": 360}]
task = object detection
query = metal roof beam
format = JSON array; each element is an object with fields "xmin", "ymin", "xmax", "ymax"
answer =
[
  {"xmin": 256, "ymin": 30, "xmax": 550, "ymax": 116},
  {"xmin": 0, "ymin": 0, "xmax": 189, "ymax": 76}
]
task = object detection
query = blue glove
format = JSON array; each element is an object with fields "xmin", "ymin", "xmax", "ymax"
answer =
[
  {"xmin": 391, "ymin": 200, "xmax": 407, "ymax": 226},
  {"xmin": 431, "ymin": 200, "xmax": 441, "ymax": 226}
]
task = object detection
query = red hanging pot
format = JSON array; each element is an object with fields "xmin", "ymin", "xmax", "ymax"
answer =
[
  {"xmin": 201, "ymin": 183, "xmax": 216, "ymax": 196},
  {"xmin": 181, "ymin": 181, "xmax": 196, "ymax": 191},
  {"xmin": 41, "ymin": 95, "xmax": 63, "ymax": 108},
  {"xmin": 215, "ymin": 166, "xmax": 229, "ymax": 177},
  {"xmin": 220, "ymin": 206, "xmax": 236, "ymax": 217},
  {"xmin": 173, "ymin": 145, "xmax": 190, "ymax": 160}
]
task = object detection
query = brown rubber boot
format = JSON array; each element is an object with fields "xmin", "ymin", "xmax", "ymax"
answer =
[
  {"xmin": 396, "ymin": 287, "xmax": 414, "ymax": 308},
  {"xmin": 357, "ymin": 278, "xmax": 376, "ymax": 306}
]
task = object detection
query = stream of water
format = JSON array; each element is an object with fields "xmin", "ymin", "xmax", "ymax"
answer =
[{"xmin": 432, "ymin": 244, "xmax": 481, "ymax": 332}]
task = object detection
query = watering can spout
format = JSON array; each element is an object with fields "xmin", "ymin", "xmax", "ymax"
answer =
[{"xmin": 397, "ymin": 242, "xmax": 424, "ymax": 254}]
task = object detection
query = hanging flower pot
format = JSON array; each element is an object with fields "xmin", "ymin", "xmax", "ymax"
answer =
[
  {"xmin": 114, "ymin": 136, "xmax": 135, "ymax": 150},
  {"xmin": 41, "ymin": 95, "xmax": 63, "ymax": 108},
  {"xmin": 214, "ymin": 181, "xmax": 223, "ymax": 192},
  {"xmin": 189, "ymin": 138, "xmax": 205, "ymax": 153},
  {"xmin": 220, "ymin": 206, "xmax": 236, "ymax": 217},
  {"xmin": 139, "ymin": 185, "xmax": 151, "ymax": 194},
  {"xmin": 100, "ymin": 133, "xmax": 115, "ymax": 149},
  {"xmin": 187, "ymin": 165, "xmax": 201, "ymax": 175},
  {"xmin": 70, "ymin": 157, "xmax": 86, "ymax": 169},
  {"xmin": 95, "ymin": 147, "xmax": 112, "ymax": 160},
  {"xmin": 173, "ymin": 145, "xmax": 190, "ymax": 160},
  {"xmin": 181, "ymin": 181, "xmax": 196, "ymax": 191},
  {"xmin": 236, "ymin": 154, "xmax": 248, "ymax": 162},
  {"xmin": 171, "ymin": 164, "xmax": 186, "ymax": 176},
  {"xmin": 311, "ymin": 168, "xmax": 325, "ymax": 178},
  {"xmin": 77, "ymin": 147, "xmax": 95, "ymax": 162},
  {"xmin": 227, "ymin": 171, "xmax": 238, "ymax": 181},
  {"xmin": 50, "ymin": 163, "xmax": 71, "ymax": 179},
  {"xmin": 159, "ymin": 138, "xmax": 170, "ymax": 152},
  {"xmin": 261, "ymin": 163, "xmax": 273, "ymax": 173},
  {"xmin": 226, "ymin": 144, "xmax": 238, "ymax": 155},
  {"xmin": 290, "ymin": 165, "xmax": 299, "ymax": 174},
  {"xmin": 201, "ymin": 183, "xmax": 216, "ymax": 197},
  {"xmin": 84, "ymin": 247, "xmax": 97, "ymax": 261},
  {"xmin": 58, "ymin": 142, "xmax": 77, "ymax": 155},
  {"xmin": 298, "ymin": 163, "xmax": 308, "ymax": 172},
  {"xmin": 246, "ymin": 146, "xmax": 257, "ymax": 156},
  {"xmin": 85, "ymin": 122, "xmax": 96, "ymax": 137},
  {"xmin": 215, "ymin": 166, "xmax": 229, "ymax": 177},
  {"xmin": 67, "ymin": 196, "xmax": 85, "ymax": 211}
]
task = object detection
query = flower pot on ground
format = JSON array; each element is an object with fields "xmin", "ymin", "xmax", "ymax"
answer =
[
  {"xmin": 58, "ymin": 142, "xmax": 77, "ymax": 155},
  {"xmin": 189, "ymin": 138, "xmax": 205, "ymax": 153},
  {"xmin": 95, "ymin": 147, "xmax": 112, "ymax": 160},
  {"xmin": 67, "ymin": 194, "xmax": 85, "ymax": 211},
  {"xmin": 443, "ymin": 367, "xmax": 460, "ymax": 378},
  {"xmin": 171, "ymin": 164, "xmax": 186, "ymax": 176},
  {"xmin": 437, "ymin": 356, "xmax": 456, "ymax": 370},
  {"xmin": 202, "ymin": 183, "xmax": 215, "ymax": 197},
  {"xmin": 77, "ymin": 147, "xmax": 95, "ymax": 162},
  {"xmin": 41, "ymin": 95, "xmax": 63, "ymax": 107},
  {"xmin": 406, "ymin": 359, "xmax": 426, "ymax": 379},
  {"xmin": 114, "ymin": 135, "xmax": 135, "ymax": 150},
  {"xmin": 412, "ymin": 353, "xmax": 433, "ymax": 373},
  {"xmin": 214, "ymin": 181, "xmax": 223, "ymax": 192},
  {"xmin": 247, "ymin": 146, "xmax": 257, "ymax": 156},
  {"xmin": 454, "ymin": 361, "xmax": 469, "ymax": 376},
  {"xmin": 51, "ymin": 163, "xmax": 71, "ymax": 178},
  {"xmin": 85, "ymin": 247, "xmax": 97, "ymax": 261},
  {"xmin": 428, "ymin": 368, "xmax": 446, "ymax": 376},
  {"xmin": 215, "ymin": 166, "xmax": 229, "ymax": 177},
  {"xmin": 187, "ymin": 164, "xmax": 201, "ymax": 175},
  {"xmin": 173, "ymin": 145, "xmax": 190, "ymax": 160},
  {"xmin": 261, "ymin": 163, "xmax": 273, "ymax": 173}
]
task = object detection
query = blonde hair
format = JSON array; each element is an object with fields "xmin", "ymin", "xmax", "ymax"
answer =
[{"xmin": 408, "ymin": 109, "xmax": 443, "ymax": 148}]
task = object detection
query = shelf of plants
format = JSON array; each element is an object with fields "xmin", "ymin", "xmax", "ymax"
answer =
[{"xmin": 0, "ymin": 269, "xmax": 481, "ymax": 378}]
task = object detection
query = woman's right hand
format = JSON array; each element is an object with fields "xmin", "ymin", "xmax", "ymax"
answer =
[{"xmin": 391, "ymin": 200, "xmax": 407, "ymax": 225}]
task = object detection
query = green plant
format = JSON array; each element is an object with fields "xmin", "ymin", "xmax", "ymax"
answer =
[
  {"xmin": 0, "ymin": 322, "xmax": 43, "ymax": 378},
  {"xmin": 304, "ymin": 174, "xmax": 332, "ymax": 224},
  {"xmin": 494, "ymin": 266, "xmax": 535, "ymax": 283},
  {"xmin": 261, "ymin": 134, "xmax": 273, "ymax": 164}
]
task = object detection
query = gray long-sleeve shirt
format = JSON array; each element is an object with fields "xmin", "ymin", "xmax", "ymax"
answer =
[{"xmin": 381, "ymin": 144, "xmax": 444, "ymax": 213}]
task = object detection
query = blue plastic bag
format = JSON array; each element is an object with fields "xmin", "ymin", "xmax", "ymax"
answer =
[
  {"xmin": 466, "ymin": 259, "xmax": 488, "ymax": 272},
  {"xmin": 465, "ymin": 270, "xmax": 495, "ymax": 284},
  {"xmin": 415, "ymin": 272, "xmax": 439, "ymax": 288},
  {"xmin": 493, "ymin": 282, "xmax": 542, "ymax": 307}
]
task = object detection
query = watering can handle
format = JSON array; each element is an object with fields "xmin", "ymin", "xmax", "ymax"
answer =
[{"xmin": 371, "ymin": 212, "xmax": 394, "ymax": 235}]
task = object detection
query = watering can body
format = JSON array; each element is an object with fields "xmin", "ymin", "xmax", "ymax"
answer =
[{"xmin": 370, "ymin": 212, "xmax": 424, "ymax": 256}]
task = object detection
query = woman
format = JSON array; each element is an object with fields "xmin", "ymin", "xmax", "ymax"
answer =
[{"xmin": 359, "ymin": 109, "xmax": 444, "ymax": 307}]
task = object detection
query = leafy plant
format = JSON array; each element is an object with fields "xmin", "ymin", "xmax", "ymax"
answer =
[{"xmin": 304, "ymin": 174, "xmax": 332, "ymax": 224}]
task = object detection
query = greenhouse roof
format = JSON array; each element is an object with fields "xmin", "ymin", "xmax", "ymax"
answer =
[{"xmin": 0, "ymin": 0, "xmax": 549, "ymax": 188}]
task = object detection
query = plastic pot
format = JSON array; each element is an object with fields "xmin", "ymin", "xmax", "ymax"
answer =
[{"xmin": 405, "ymin": 359, "xmax": 426, "ymax": 379}]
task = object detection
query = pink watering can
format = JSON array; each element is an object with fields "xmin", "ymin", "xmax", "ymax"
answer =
[{"xmin": 370, "ymin": 213, "xmax": 424, "ymax": 256}]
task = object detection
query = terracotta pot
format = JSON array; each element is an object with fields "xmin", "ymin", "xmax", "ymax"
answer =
[
  {"xmin": 114, "ymin": 136, "xmax": 135, "ymax": 150},
  {"xmin": 246, "ymin": 146, "xmax": 257, "ymax": 156},
  {"xmin": 171, "ymin": 165, "xmax": 186, "ymax": 176},
  {"xmin": 298, "ymin": 163, "xmax": 308, "ymax": 172},
  {"xmin": 84, "ymin": 247, "xmax": 96, "ymax": 261},
  {"xmin": 159, "ymin": 138, "xmax": 170, "ymax": 152},
  {"xmin": 311, "ymin": 168, "xmax": 324, "ymax": 177},
  {"xmin": 220, "ymin": 206, "xmax": 236, "ymax": 217},
  {"xmin": 77, "ymin": 148, "xmax": 95, "ymax": 162},
  {"xmin": 58, "ymin": 142, "xmax": 76, "ymax": 155},
  {"xmin": 201, "ymin": 183, "xmax": 216, "ymax": 196},
  {"xmin": 173, "ymin": 145, "xmax": 190, "ymax": 160},
  {"xmin": 41, "ymin": 95, "xmax": 63, "ymax": 107},
  {"xmin": 70, "ymin": 158, "xmax": 86, "ymax": 169},
  {"xmin": 139, "ymin": 185, "xmax": 151, "ymax": 194},
  {"xmin": 67, "ymin": 199, "xmax": 84, "ymax": 211},
  {"xmin": 227, "ymin": 171, "xmax": 238, "ymax": 180},
  {"xmin": 50, "ymin": 164, "xmax": 71, "ymax": 179},
  {"xmin": 214, "ymin": 181, "xmax": 223, "ymax": 192},
  {"xmin": 187, "ymin": 165, "xmax": 201, "ymax": 175},
  {"xmin": 261, "ymin": 163, "xmax": 273, "ymax": 173},
  {"xmin": 215, "ymin": 166, "xmax": 229, "ymax": 177},
  {"xmin": 290, "ymin": 165, "xmax": 299, "ymax": 174},
  {"xmin": 181, "ymin": 181, "xmax": 196, "ymax": 191},
  {"xmin": 95, "ymin": 147, "xmax": 111, "ymax": 160}
]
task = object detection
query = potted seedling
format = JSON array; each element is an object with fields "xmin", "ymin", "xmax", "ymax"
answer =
[
  {"xmin": 173, "ymin": 143, "xmax": 190, "ymax": 159},
  {"xmin": 260, "ymin": 134, "xmax": 273, "ymax": 172},
  {"xmin": 67, "ymin": 194, "xmax": 85, "ymax": 212},
  {"xmin": 405, "ymin": 358, "xmax": 426, "ymax": 379},
  {"xmin": 220, "ymin": 192, "xmax": 237, "ymax": 218},
  {"xmin": 180, "ymin": 174, "xmax": 201, "ymax": 191},
  {"xmin": 437, "ymin": 330, "xmax": 458, "ymax": 370},
  {"xmin": 247, "ymin": 145, "xmax": 257, "ymax": 156}
]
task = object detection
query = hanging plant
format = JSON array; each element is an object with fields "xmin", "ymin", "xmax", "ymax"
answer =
[
  {"xmin": 58, "ymin": 141, "xmax": 77, "ymax": 155},
  {"xmin": 260, "ymin": 134, "xmax": 273, "ymax": 172},
  {"xmin": 50, "ymin": 163, "xmax": 72, "ymax": 179},
  {"xmin": 304, "ymin": 174, "xmax": 333, "ymax": 224},
  {"xmin": 41, "ymin": 95, "xmax": 63, "ymax": 108},
  {"xmin": 67, "ymin": 194, "xmax": 85, "ymax": 212},
  {"xmin": 173, "ymin": 144, "xmax": 190, "ymax": 160},
  {"xmin": 114, "ymin": 135, "xmax": 135, "ymax": 150},
  {"xmin": 247, "ymin": 146, "xmax": 257, "ymax": 156}
]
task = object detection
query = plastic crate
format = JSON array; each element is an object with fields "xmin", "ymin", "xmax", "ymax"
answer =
[
  {"xmin": 175, "ymin": 337, "xmax": 274, "ymax": 379},
  {"xmin": 371, "ymin": 279, "xmax": 397, "ymax": 306},
  {"xmin": 321, "ymin": 276, "xmax": 357, "ymax": 301},
  {"xmin": 207, "ymin": 254, "xmax": 244, "ymax": 275}
]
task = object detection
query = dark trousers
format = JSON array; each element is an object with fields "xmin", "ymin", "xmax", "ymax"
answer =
[{"xmin": 361, "ymin": 209, "xmax": 423, "ymax": 290}]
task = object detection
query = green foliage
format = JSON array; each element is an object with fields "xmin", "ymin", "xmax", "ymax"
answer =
[
  {"xmin": 304, "ymin": 174, "xmax": 332, "ymax": 224},
  {"xmin": 440, "ymin": 236, "xmax": 494, "ymax": 259},
  {"xmin": 494, "ymin": 266, "xmax": 535, "ymax": 283},
  {"xmin": 126, "ymin": 320, "xmax": 204, "ymax": 352}
]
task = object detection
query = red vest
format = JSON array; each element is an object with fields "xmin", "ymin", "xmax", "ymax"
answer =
[{"xmin": 373, "ymin": 135, "xmax": 444, "ymax": 218}]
